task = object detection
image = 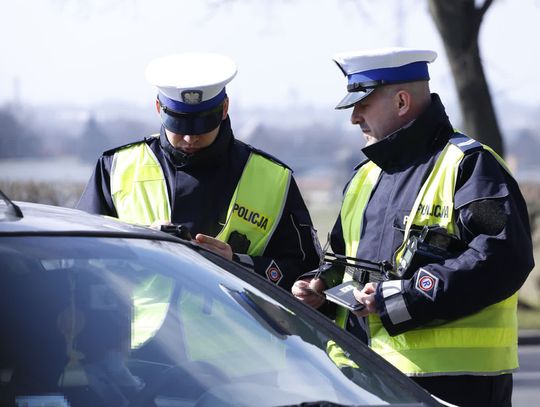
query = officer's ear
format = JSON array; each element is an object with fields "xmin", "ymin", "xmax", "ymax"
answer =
[
  {"xmin": 155, "ymin": 99, "xmax": 161, "ymax": 114},
  {"xmin": 395, "ymin": 90, "xmax": 411, "ymax": 117},
  {"xmin": 222, "ymin": 97, "xmax": 229, "ymax": 120}
]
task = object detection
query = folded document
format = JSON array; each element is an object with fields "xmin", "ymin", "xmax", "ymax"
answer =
[{"xmin": 324, "ymin": 280, "xmax": 365, "ymax": 312}]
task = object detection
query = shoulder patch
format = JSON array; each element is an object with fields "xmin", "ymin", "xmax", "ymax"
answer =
[
  {"xmin": 449, "ymin": 132, "xmax": 483, "ymax": 154},
  {"xmin": 102, "ymin": 134, "xmax": 159, "ymax": 156},
  {"xmin": 265, "ymin": 260, "xmax": 283, "ymax": 285},
  {"xmin": 415, "ymin": 268, "xmax": 439, "ymax": 301}
]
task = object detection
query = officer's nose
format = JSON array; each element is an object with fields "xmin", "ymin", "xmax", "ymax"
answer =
[
  {"xmin": 350, "ymin": 105, "xmax": 364, "ymax": 125},
  {"xmin": 182, "ymin": 135, "xmax": 197, "ymax": 143}
]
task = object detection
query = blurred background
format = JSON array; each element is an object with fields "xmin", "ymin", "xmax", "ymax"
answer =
[
  {"xmin": 1, "ymin": 1, "xmax": 540, "ymax": 403},
  {"xmin": 1, "ymin": 0, "xmax": 539, "ymax": 338}
]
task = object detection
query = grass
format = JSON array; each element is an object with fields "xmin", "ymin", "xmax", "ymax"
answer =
[{"xmin": 0, "ymin": 180, "xmax": 84, "ymax": 208}]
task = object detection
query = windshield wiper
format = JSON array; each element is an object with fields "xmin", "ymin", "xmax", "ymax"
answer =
[{"xmin": 0, "ymin": 190, "xmax": 23, "ymax": 221}]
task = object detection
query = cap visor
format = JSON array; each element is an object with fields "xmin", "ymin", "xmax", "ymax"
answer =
[
  {"xmin": 160, "ymin": 109, "xmax": 222, "ymax": 135},
  {"xmin": 334, "ymin": 88, "xmax": 374, "ymax": 110}
]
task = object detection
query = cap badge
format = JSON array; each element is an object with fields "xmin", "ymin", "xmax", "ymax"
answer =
[{"xmin": 181, "ymin": 90, "xmax": 203, "ymax": 104}]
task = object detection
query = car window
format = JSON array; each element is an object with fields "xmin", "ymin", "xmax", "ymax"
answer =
[{"xmin": 0, "ymin": 236, "xmax": 438, "ymax": 407}]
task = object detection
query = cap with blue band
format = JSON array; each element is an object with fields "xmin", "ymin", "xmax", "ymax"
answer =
[
  {"xmin": 158, "ymin": 96, "xmax": 225, "ymax": 135},
  {"xmin": 347, "ymin": 61, "xmax": 430, "ymax": 91},
  {"xmin": 146, "ymin": 52, "xmax": 237, "ymax": 134},
  {"xmin": 158, "ymin": 88, "xmax": 227, "ymax": 114},
  {"xmin": 333, "ymin": 48, "xmax": 437, "ymax": 109}
]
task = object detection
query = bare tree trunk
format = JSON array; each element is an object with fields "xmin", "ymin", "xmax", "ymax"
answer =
[{"xmin": 428, "ymin": 0, "xmax": 504, "ymax": 156}]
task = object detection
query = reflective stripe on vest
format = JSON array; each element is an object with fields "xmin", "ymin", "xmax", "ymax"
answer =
[
  {"xmin": 216, "ymin": 152, "xmax": 291, "ymax": 256},
  {"xmin": 341, "ymin": 137, "xmax": 518, "ymax": 376},
  {"xmin": 110, "ymin": 144, "xmax": 290, "ymax": 256}
]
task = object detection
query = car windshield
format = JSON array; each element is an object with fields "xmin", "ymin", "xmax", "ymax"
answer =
[{"xmin": 0, "ymin": 236, "xmax": 436, "ymax": 407}]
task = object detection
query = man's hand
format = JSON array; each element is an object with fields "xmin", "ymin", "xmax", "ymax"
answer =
[
  {"xmin": 292, "ymin": 278, "xmax": 326, "ymax": 309},
  {"xmin": 352, "ymin": 282, "xmax": 378, "ymax": 317},
  {"xmin": 195, "ymin": 234, "xmax": 233, "ymax": 261}
]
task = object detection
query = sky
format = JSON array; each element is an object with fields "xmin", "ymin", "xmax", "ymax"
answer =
[{"xmin": 2, "ymin": 0, "xmax": 540, "ymax": 115}]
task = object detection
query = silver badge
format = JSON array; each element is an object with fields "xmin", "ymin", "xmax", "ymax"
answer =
[{"xmin": 181, "ymin": 90, "xmax": 203, "ymax": 104}]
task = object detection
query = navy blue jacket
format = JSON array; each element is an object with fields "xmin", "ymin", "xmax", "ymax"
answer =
[
  {"xmin": 330, "ymin": 94, "xmax": 534, "ymax": 338},
  {"xmin": 77, "ymin": 117, "xmax": 320, "ymax": 290}
]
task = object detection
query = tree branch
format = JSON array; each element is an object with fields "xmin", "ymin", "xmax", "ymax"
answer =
[{"xmin": 478, "ymin": 0, "xmax": 494, "ymax": 19}]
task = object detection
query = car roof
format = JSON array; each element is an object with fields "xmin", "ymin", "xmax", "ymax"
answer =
[{"xmin": 0, "ymin": 194, "xmax": 162, "ymax": 239}]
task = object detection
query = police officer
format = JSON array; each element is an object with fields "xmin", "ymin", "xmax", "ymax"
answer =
[
  {"xmin": 292, "ymin": 48, "xmax": 534, "ymax": 406},
  {"xmin": 77, "ymin": 53, "xmax": 320, "ymax": 290}
]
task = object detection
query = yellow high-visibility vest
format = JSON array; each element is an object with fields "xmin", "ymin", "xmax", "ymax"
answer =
[
  {"xmin": 110, "ymin": 140, "xmax": 171, "ymax": 226},
  {"xmin": 110, "ymin": 142, "xmax": 291, "ymax": 348},
  {"xmin": 110, "ymin": 142, "xmax": 291, "ymax": 256},
  {"xmin": 339, "ymin": 135, "xmax": 518, "ymax": 376},
  {"xmin": 335, "ymin": 160, "xmax": 381, "ymax": 329}
]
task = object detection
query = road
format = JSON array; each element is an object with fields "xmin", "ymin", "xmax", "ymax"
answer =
[{"xmin": 513, "ymin": 344, "xmax": 540, "ymax": 406}]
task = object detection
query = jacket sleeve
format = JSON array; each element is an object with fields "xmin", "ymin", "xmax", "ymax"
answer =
[
  {"xmin": 76, "ymin": 155, "xmax": 117, "ymax": 217},
  {"xmin": 376, "ymin": 150, "xmax": 535, "ymax": 335},
  {"xmin": 245, "ymin": 177, "xmax": 322, "ymax": 291}
]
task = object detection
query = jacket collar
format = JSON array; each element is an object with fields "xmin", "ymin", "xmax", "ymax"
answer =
[
  {"xmin": 361, "ymin": 94, "xmax": 453, "ymax": 171},
  {"xmin": 160, "ymin": 116, "xmax": 234, "ymax": 168}
]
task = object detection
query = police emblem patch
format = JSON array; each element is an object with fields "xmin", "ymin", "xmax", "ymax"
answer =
[
  {"xmin": 265, "ymin": 260, "xmax": 283, "ymax": 284},
  {"xmin": 181, "ymin": 90, "xmax": 203, "ymax": 104},
  {"xmin": 415, "ymin": 268, "xmax": 438, "ymax": 301}
]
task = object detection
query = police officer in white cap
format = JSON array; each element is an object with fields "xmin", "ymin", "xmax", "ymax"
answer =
[
  {"xmin": 292, "ymin": 47, "xmax": 533, "ymax": 407},
  {"xmin": 78, "ymin": 53, "xmax": 320, "ymax": 289}
]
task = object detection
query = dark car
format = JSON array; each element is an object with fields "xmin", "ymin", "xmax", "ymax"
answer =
[{"xmin": 0, "ymin": 192, "xmax": 447, "ymax": 407}]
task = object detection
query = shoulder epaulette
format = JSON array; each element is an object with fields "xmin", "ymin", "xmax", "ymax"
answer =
[
  {"xmin": 240, "ymin": 141, "xmax": 292, "ymax": 171},
  {"xmin": 448, "ymin": 132, "xmax": 483, "ymax": 154},
  {"xmin": 102, "ymin": 134, "xmax": 159, "ymax": 156}
]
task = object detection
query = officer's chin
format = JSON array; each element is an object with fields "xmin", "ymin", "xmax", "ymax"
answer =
[
  {"xmin": 364, "ymin": 136, "xmax": 377, "ymax": 147},
  {"xmin": 180, "ymin": 146, "xmax": 200, "ymax": 154}
]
